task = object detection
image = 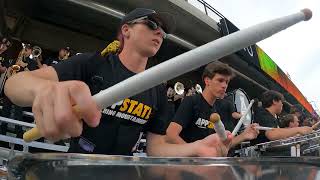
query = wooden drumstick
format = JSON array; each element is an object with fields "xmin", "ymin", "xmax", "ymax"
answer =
[
  {"xmin": 210, "ymin": 113, "xmax": 227, "ymax": 141},
  {"xmin": 23, "ymin": 9, "xmax": 313, "ymax": 142},
  {"xmin": 23, "ymin": 106, "xmax": 82, "ymax": 142}
]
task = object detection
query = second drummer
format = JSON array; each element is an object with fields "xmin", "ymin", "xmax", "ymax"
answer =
[
  {"xmin": 166, "ymin": 62, "xmax": 259, "ymax": 156},
  {"xmin": 251, "ymin": 90, "xmax": 313, "ymax": 145}
]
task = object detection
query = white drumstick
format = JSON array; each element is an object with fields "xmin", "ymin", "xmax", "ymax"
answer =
[
  {"xmin": 255, "ymin": 126, "xmax": 273, "ymax": 131},
  {"xmin": 24, "ymin": 9, "xmax": 313, "ymax": 141},
  {"xmin": 93, "ymin": 9, "xmax": 312, "ymax": 109},
  {"xmin": 232, "ymin": 99, "xmax": 255, "ymax": 135},
  {"xmin": 210, "ymin": 113, "xmax": 227, "ymax": 141}
]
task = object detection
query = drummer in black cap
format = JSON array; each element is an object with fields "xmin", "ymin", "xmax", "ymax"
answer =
[
  {"xmin": 44, "ymin": 46, "xmax": 71, "ymax": 66},
  {"xmin": 5, "ymin": 8, "xmax": 232, "ymax": 157}
]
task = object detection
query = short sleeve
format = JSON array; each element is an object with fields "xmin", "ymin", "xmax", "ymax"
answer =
[
  {"xmin": 254, "ymin": 112, "xmax": 277, "ymax": 128},
  {"xmin": 52, "ymin": 53, "xmax": 97, "ymax": 81}
]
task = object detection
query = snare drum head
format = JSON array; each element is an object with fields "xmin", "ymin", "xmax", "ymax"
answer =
[{"xmin": 7, "ymin": 154, "xmax": 320, "ymax": 180}]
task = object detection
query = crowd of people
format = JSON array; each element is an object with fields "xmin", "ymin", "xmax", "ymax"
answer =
[
  {"xmin": 0, "ymin": 36, "xmax": 73, "ymax": 141},
  {"xmin": 0, "ymin": 8, "xmax": 319, "ymax": 157}
]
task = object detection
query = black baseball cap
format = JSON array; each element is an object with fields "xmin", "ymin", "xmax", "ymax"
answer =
[{"xmin": 121, "ymin": 8, "xmax": 175, "ymax": 34}]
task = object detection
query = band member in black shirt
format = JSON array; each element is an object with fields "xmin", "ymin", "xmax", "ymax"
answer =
[
  {"xmin": 166, "ymin": 62, "xmax": 258, "ymax": 155},
  {"xmin": 43, "ymin": 47, "xmax": 71, "ymax": 65},
  {"xmin": 252, "ymin": 90, "xmax": 312, "ymax": 145},
  {"xmin": 279, "ymin": 114, "xmax": 300, "ymax": 128},
  {"xmin": 5, "ymin": 8, "xmax": 232, "ymax": 156}
]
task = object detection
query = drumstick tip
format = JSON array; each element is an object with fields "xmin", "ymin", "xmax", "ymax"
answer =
[
  {"xmin": 210, "ymin": 113, "xmax": 221, "ymax": 123},
  {"xmin": 301, "ymin": 8, "xmax": 312, "ymax": 21},
  {"xmin": 23, "ymin": 127, "xmax": 42, "ymax": 142}
]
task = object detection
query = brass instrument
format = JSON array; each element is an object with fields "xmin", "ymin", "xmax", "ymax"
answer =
[
  {"xmin": 174, "ymin": 82, "xmax": 185, "ymax": 95},
  {"xmin": 6, "ymin": 45, "xmax": 28, "ymax": 78},
  {"xmin": 31, "ymin": 46, "xmax": 44, "ymax": 68},
  {"xmin": 195, "ymin": 84, "xmax": 203, "ymax": 94},
  {"xmin": 0, "ymin": 43, "xmax": 33, "ymax": 92},
  {"xmin": 11, "ymin": 65, "xmax": 21, "ymax": 73},
  {"xmin": 32, "ymin": 46, "xmax": 42, "ymax": 58},
  {"xmin": 15, "ymin": 48, "xmax": 29, "ymax": 71}
]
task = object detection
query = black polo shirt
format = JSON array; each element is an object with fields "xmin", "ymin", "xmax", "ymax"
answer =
[{"xmin": 251, "ymin": 107, "xmax": 279, "ymax": 145}]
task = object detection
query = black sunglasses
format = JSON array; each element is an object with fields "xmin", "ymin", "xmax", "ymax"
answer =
[{"xmin": 129, "ymin": 18, "xmax": 167, "ymax": 38}]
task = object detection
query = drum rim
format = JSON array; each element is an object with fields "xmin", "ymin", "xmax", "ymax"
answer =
[
  {"xmin": 8, "ymin": 153, "xmax": 320, "ymax": 165},
  {"xmin": 8, "ymin": 153, "xmax": 320, "ymax": 178}
]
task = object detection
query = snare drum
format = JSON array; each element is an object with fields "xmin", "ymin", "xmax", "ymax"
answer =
[
  {"xmin": 7, "ymin": 153, "xmax": 320, "ymax": 180},
  {"xmin": 225, "ymin": 89, "xmax": 252, "ymax": 126},
  {"xmin": 238, "ymin": 130, "xmax": 320, "ymax": 157}
]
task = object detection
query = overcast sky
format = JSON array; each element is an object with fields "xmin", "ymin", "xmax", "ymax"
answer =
[{"xmin": 189, "ymin": 0, "xmax": 320, "ymax": 112}]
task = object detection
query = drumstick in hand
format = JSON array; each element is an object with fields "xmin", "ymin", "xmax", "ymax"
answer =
[
  {"xmin": 23, "ymin": 106, "xmax": 81, "ymax": 142},
  {"xmin": 210, "ymin": 113, "xmax": 227, "ymax": 141},
  {"xmin": 255, "ymin": 126, "xmax": 273, "ymax": 131},
  {"xmin": 232, "ymin": 99, "xmax": 255, "ymax": 136}
]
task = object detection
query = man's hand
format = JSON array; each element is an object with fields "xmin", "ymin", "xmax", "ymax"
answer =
[
  {"xmin": 298, "ymin": 126, "xmax": 313, "ymax": 135},
  {"xmin": 195, "ymin": 131, "xmax": 233, "ymax": 157},
  {"xmin": 32, "ymin": 80, "xmax": 101, "ymax": 141},
  {"xmin": 242, "ymin": 123, "xmax": 260, "ymax": 140}
]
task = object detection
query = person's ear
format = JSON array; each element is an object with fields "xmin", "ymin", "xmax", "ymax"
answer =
[
  {"xmin": 121, "ymin": 24, "xmax": 130, "ymax": 38},
  {"xmin": 272, "ymin": 100, "xmax": 277, "ymax": 105},
  {"xmin": 204, "ymin": 77, "xmax": 211, "ymax": 86}
]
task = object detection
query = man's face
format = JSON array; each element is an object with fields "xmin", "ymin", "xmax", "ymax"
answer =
[
  {"xmin": 24, "ymin": 48, "xmax": 32, "ymax": 57},
  {"xmin": 0, "ymin": 38, "xmax": 11, "ymax": 52},
  {"xmin": 289, "ymin": 116, "xmax": 300, "ymax": 128},
  {"xmin": 0, "ymin": 41, "xmax": 10, "ymax": 53},
  {"xmin": 167, "ymin": 87, "xmax": 175, "ymax": 98},
  {"xmin": 0, "ymin": 44, "xmax": 8, "ymax": 52},
  {"xmin": 204, "ymin": 73, "xmax": 231, "ymax": 99},
  {"xmin": 123, "ymin": 18, "xmax": 165, "ymax": 57},
  {"xmin": 59, "ymin": 49, "xmax": 69, "ymax": 58},
  {"xmin": 273, "ymin": 100, "xmax": 283, "ymax": 114}
]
